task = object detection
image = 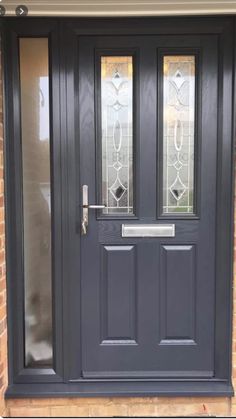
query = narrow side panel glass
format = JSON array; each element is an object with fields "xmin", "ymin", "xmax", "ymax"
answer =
[{"xmin": 19, "ymin": 38, "xmax": 53, "ymax": 367}]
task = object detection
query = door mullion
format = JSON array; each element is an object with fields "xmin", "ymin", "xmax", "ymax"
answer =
[{"xmin": 139, "ymin": 44, "xmax": 157, "ymax": 219}]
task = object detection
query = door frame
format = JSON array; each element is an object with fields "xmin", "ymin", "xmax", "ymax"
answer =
[{"xmin": 2, "ymin": 16, "xmax": 235, "ymax": 397}]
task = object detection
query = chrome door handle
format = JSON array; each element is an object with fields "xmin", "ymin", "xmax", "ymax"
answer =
[
  {"xmin": 81, "ymin": 185, "xmax": 106, "ymax": 235},
  {"xmin": 81, "ymin": 216, "xmax": 88, "ymax": 236}
]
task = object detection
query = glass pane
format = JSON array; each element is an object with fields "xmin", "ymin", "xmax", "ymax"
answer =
[
  {"xmin": 19, "ymin": 39, "xmax": 53, "ymax": 367},
  {"xmin": 163, "ymin": 56, "xmax": 195, "ymax": 214},
  {"xmin": 101, "ymin": 56, "xmax": 133, "ymax": 215}
]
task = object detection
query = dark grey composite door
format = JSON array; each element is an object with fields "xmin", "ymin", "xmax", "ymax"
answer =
[{"xmin": 79, "ymin": 35, "xmax": 218, "ymax": 379}]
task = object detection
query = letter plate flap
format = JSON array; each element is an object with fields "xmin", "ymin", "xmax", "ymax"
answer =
[{"xmin": 122, "ymin": 224, "xmax": 175, "ymax": 238}]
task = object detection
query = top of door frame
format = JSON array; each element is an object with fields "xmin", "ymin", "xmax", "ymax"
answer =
[{"xmin": 2, "ymin": 0, "xmax": 236, "ymax": 17}]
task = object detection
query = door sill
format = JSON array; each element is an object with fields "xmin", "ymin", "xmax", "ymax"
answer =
[{"xmin": 5, "ymin": 380, "xmax": 234, "ymax": 398}]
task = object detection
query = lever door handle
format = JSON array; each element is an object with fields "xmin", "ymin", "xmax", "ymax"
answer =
[{"xmin": 81, "ymin": 185, "xmax": 106, "ymax": 235}]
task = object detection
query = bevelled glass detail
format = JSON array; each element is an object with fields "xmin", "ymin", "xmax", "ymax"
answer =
[
  {"xmin": 101, "ymin": 56, "xmax": 133, "ymax": 215},
  {"xmin": 163, "ymin": 56, "xmax": 195, "ymax": 214}
]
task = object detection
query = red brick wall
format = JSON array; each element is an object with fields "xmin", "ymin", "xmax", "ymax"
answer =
[{"xmin": 1, "ymin": 41, "xmax": 236, "ymax": 418}]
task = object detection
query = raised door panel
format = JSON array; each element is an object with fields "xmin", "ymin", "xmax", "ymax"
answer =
[
  {"xmin": 101, "ymin": 245, "xmax": 137, "ymax": 343},
  {"xmin": 160, "ymin": 245, "xmax": 196, "ymax": 343}
]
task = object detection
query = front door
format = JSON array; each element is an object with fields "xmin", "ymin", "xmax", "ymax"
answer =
[{"xmin": 78, "ymin": 34, "xmax": 217, "ymax": 378}]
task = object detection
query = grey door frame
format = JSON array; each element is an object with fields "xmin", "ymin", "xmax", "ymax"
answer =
[{"xmin": 2, "ymin": 16, "xmax": 235, "ymax": 397}]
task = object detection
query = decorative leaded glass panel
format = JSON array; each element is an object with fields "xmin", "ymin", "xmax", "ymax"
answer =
[
  {"xmin": 163, "ymin": 56, "xmax": 195, "ymax": 214},
  {"xmin": 101, "ymin": 56, "xmax": 133, "ymax": 215}
]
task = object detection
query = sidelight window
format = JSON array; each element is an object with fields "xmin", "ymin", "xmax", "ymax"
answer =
[{"xmin": 19, "ymin": 38, "xmax": 53, "ymax": 367}]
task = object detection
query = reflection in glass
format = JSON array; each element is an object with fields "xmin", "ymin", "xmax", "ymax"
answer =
[
  {"xmin": 101, "ymin": 56, "xmax": 133, "ymax": 215},
  {"xmin": 19, "ymin": 38, "xmax": 52, "ymax": 367},
  {"xmin": 163, "ymin": 56, "xmax": 195, "ymax": 214}
]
